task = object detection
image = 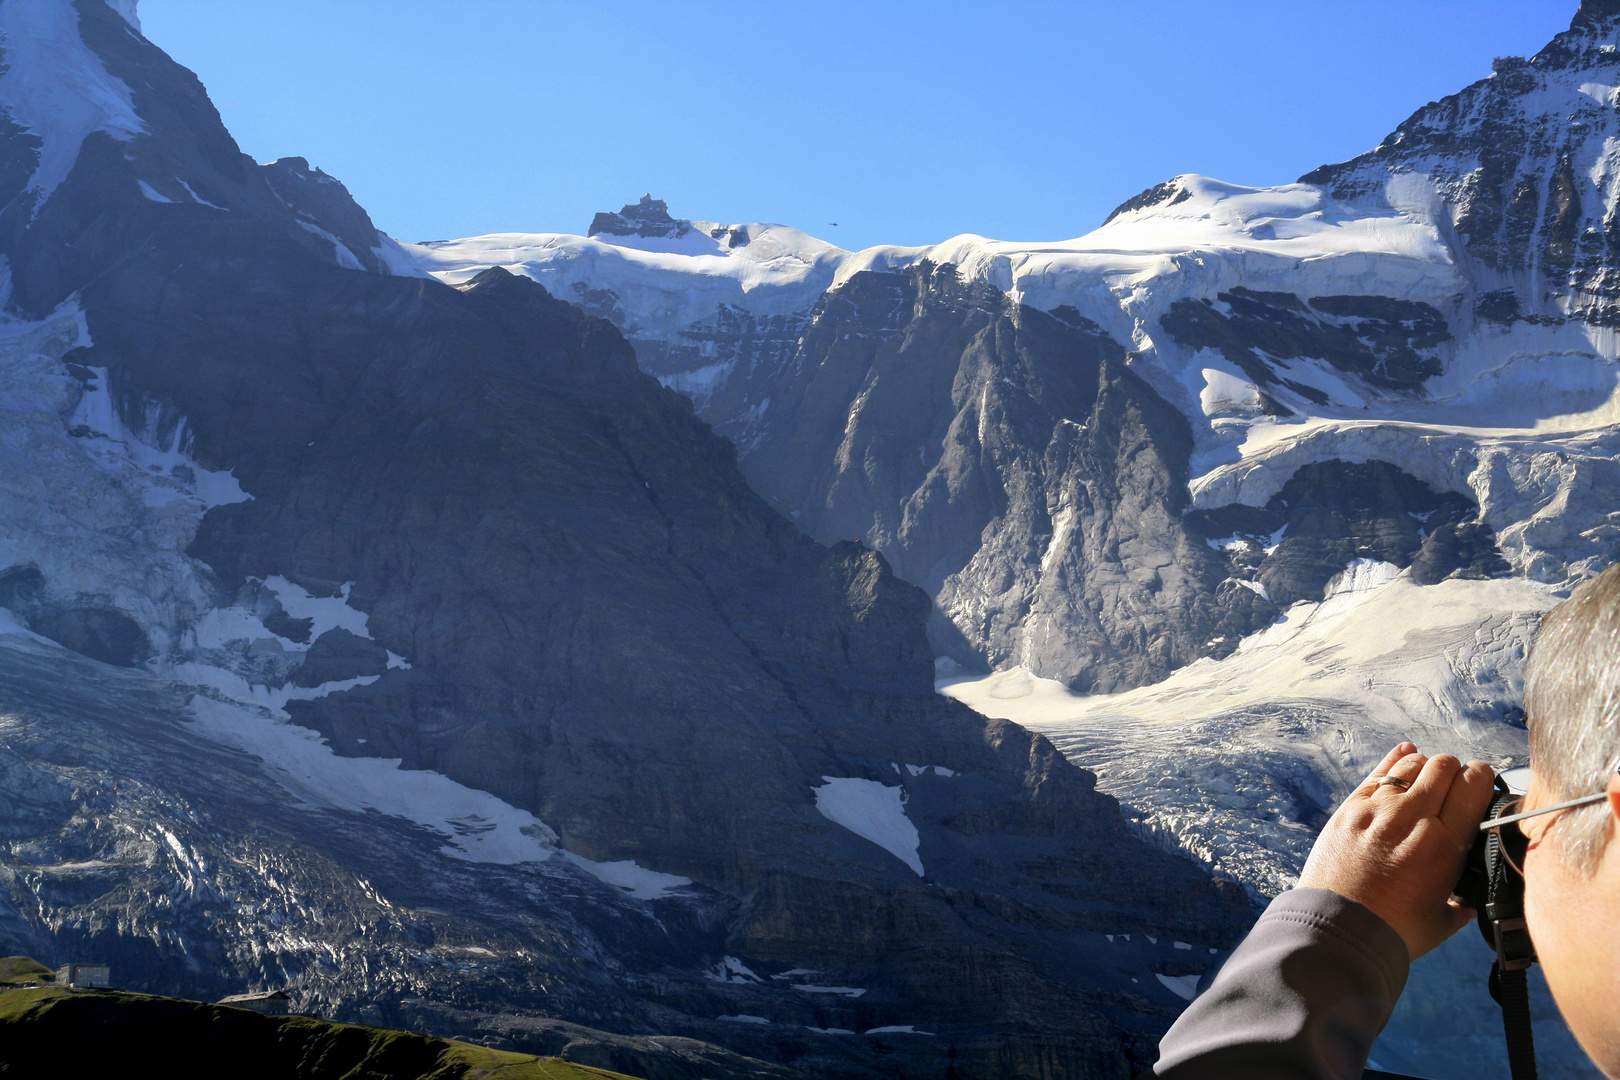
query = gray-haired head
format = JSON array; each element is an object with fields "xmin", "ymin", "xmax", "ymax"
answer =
[{"xmin": 1526, "ymin": 562, "xmax": 1620, "ymax": 874}]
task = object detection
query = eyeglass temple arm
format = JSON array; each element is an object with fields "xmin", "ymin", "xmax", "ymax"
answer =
[{"xmin": 1479, "ymin": 790, "xmax": 1611, "ymax": 832}]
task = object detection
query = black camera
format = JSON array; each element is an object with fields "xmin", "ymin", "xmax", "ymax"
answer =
[{"xmin": 1452, "ymin": 774, "xmax": 1537, "ymax": 1079}]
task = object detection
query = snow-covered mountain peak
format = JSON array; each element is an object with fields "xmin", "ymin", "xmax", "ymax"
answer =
[
  {"xmin": 1303, "ymin": 2, "xmax": 1620, "ymax": 316},
  {"xmin": 0, "ymin": 0, "xmax": 145, "ymax": 206},
  {"xmin": 407, "ymin": 2, "xmax": 1620, "ymax": 723},
  {"xmin": 1094, "ymin": 173, "xmax": 1440, "ymax": 252}
]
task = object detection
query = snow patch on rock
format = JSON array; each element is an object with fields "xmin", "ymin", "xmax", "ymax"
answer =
[
  {"xmin": 186, "ymin": 695, "xmax": 558, "ymax": 864},
  {"xmin": 813, "ymin": 776, "xmax": 923, "ymax": 876},
  {"xmin": 0, "ymin": 0, "xmax": 145, "ymax": 206},
  {"xmin": 561, "ymin": 851, "xmax": 692, "ymax": 900},
  {"xmin": 1156, "ymin": 973, "xmax": 1201, "ymax": 1001},
  {"xmin": 104, "ymin": 0, "xmax": 140, "ymax": 32}
]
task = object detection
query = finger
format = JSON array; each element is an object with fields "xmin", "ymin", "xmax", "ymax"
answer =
[
  {"xmin": 1402, "ymin": 753, "xmax": 1462, "ymax": 818},
  {"xmin": 1370, "ymin": 751, "xmax": 1427, "ymax": 800},
  {"xmin": 1438, "ymin": 760, "xmax": 1498, "ymax": 837},
  {"xmin": 1444, "ymin": 897, "xmax": 1475, "ymax": 936},
  {"xmin": 1362, "ymin": 742, "xmax": 1418, "ymax": 790}
]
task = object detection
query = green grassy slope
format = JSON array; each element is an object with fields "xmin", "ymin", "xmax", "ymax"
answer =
[
  {"xmin": 0, "ymin": 982, "xmax": 640, "ymax": 1080},
  {"xmin": 0, "ymin": 957, "xmax": 52, "ymax": 986}
]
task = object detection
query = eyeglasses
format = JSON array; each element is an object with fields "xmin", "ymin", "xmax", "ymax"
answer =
[{"xmin": 1478, "ymin": 790, "xmax": 1611, "ymax": 876}]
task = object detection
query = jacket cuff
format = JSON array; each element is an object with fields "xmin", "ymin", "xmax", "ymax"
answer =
[{"xmin": 1260, "ymin": 887, "xmax": 1410, "ymax": 1000}]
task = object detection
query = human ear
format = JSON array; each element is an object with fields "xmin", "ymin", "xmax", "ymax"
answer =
[{"xmin": 1608, "ymin": 771, "xmax": 1620, "ymax": 828}]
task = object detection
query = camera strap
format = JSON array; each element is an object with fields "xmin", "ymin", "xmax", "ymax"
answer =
[
  {"xmin": 1484, "ymin": 810, "xmax": 1537, "ymax": 1080},
  {"xmin": 1488, "ymin": 965, "xmax": 1537, "ymax": 1080}
]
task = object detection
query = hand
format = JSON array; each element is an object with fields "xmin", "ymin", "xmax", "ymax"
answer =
[{"xmin": 1298, "ymin": 742, "xmax": 1497, "ymax": 960}]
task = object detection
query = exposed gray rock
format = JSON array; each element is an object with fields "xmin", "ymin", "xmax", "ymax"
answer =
[
  {"xmin": 1104, "ymin": 178, "xmax": 1193, "ymax": 224},
  {"xmin": 260, "ymin": 156, "xmax": 393, "ymax": 274},
  {"xmin": 1159, "ymin": 286, "xmax": 1449, "ymax": 395},
  {"xmin": 27, "ymin": 605, "xmax": 150, "ymax": 667},
  {"xmin": 1410, "ymin": 520, "xmax": 1513, "ymax": 586},
  {"xmin": 0, "ymin": 562, "xmax": 151, "ymax": 667},
  {"xmin": 663, "ymin": 262, "xmax": 1268, "ymax": 691},
  {"xmin": 289, "ymin": 628, "xmax": 389, "ymax": 688},
  {"xmin": 260, "ymin": 609, "xmax": 313, "ymax": 644},
  {"xmin": 589, "ymin": 194, "xmax": 691, "ymax": 240},
  {"xmin": 0, "ymin": 564, "xmax": 45, "ymax": 610},
  {"xmin": 1187, "ymin": 460, "xmax": 1509, "ymax": 607}
]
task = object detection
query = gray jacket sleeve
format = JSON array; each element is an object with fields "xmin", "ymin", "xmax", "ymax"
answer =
[{"xmin": 1151, "ymin": 887, "xmax": 1410, "ymax": 1080}]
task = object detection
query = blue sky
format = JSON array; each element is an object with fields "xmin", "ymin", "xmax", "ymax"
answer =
[{"xmin": 140, "ymin": 1, "xmax": 1576, "ymax": 251}]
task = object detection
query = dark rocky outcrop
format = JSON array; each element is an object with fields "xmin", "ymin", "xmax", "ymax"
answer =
[
  {"xmin": 290, "ymin": 628, "xmax": 390, "ymax": 688},
  {"xmin": 262, "ymin": 608, "xmax": 315, "ymax": 644},
  {"xmin": 1188, "ymin": 460, "xmax": 1509, "ymax": 606},
  {"xmin": 26, "ymin": 606, "xmax": 151, "ymax": 667},
  {"xmin": 0, "ymin": 4, "xmax": 399, "ymax": 303},
  {"xmin": 0, "ymin": 564, "xmax": 149, "ymax": 667},
  {"xmin": 1159, "ymin": 287, "xmax": 1448, "ymax": 396},
  {"xmin": 589, "ymin": 195, "xmax": 691, "ymax": 240},
  {"xmin": 260, "ymin": 155, "xmax": 395, "ymax": 274},
  {"xmin": 0, "ymin": 564, "xmax": 45, "ymax": 610},
  {"xmin": 1104, "ymin": 178, "xmax": 1193, "ymax": 224},
  {"xmin": 1302, "ymin": 2, "xmax": 1620, "ymax": 321}
]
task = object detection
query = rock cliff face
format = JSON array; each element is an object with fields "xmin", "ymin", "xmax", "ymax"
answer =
[
  {"xmin": 589, "ymin": 194, "xmax": 692, "ymax": 241},
  {"xmin": 682, "ymin": 262, "xmax": 1262, "ymax": 691},
  {"xmin": 1303, "ymin": 0, "xmax": 1620, "ymax": 323},
  {"xmin": 0, "ymin": 3, "xmax": 1253, "ymax": 1078}
]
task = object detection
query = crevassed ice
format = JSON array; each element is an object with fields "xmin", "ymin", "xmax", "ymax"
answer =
[
  {"xmin": 939, "ymin": 571, "xmax": 1545, "ymax": 896},
  {"xmin": 70, "ymin": 363, "xmax": 251, "ymax": 510}
]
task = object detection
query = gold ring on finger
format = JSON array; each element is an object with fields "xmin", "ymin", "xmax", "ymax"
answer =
[{"xmin": 1375, "ymin": 776, "xmax": 1412, "ymax": 791}]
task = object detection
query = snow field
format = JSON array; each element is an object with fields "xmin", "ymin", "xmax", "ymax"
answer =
[{"xmin": 186, "ymin": 694, "xmax": 558, "ymax": 864}]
